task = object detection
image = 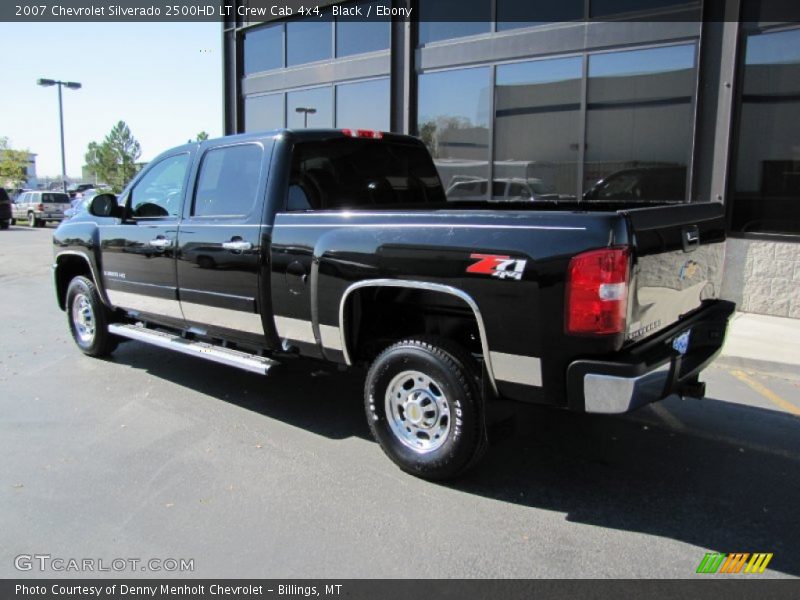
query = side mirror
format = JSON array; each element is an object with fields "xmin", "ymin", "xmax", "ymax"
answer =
[{"xmin": 89, "ymin": 193, "xmax": 120, "ymax": 218}]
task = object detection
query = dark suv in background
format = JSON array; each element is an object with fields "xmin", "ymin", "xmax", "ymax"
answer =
[{"xmin": 0, "ymin": 188, "xmax": 12, "ymax": 229}]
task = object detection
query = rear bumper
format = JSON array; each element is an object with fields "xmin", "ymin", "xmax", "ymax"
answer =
[{"xmin": 566, "ymin": 300, "xmax": 735, "ymax": 414}]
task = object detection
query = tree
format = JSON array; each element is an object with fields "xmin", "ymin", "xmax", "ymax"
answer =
[
  {"xmin": 0, "ymin": 137, "xmax": 31, "ymax": 189},
  {"xmin": 196, "ymin": 131, "xmax": 209, "ymax": 142},
  {"xmin": 85, "ymin": 121, "xmax": 142, "ymax": 192}
]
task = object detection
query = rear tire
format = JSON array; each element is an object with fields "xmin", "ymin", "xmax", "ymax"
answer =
[
  {"xmin": 0, "ymin": 220, "xmax": 8, "ymax": 230},
  {"xmin": 365, "ymin": 337, "xmax": 487, "ymax": 480},
  {"xmin": 27, "ymin": 213, "xmax": 36, "ymax": 227},
  {"xmin": 10, "ymin": 218, "xmax": 16, "ymax": 226},
  {"xmin": 66, "ymin": 276, "xmax": 118, "ymax": 357}
]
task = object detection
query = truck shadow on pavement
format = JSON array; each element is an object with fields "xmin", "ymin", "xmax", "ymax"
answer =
[{"xmin": 113, "ymin": 343, "xmax": 800, "ymax": 577}]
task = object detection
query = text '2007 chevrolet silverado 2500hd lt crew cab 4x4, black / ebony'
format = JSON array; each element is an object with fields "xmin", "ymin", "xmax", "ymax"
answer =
[{"xmin": 52, "ymin": 129, "xmax": 734, "ymax": 480}]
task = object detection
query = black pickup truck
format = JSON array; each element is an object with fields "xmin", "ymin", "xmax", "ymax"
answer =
[{"xmin": 53, "ymin": 129, "xmax": 734, "ymax": 479}]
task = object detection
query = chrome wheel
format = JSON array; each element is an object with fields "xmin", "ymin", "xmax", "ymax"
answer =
[
  {"xmin": 385, "ymin": 370, "xmax": 451, "ymax": 453},
  {"xmin": 71, "ymin": 293, "xmax": 96, "ymax": 344}
]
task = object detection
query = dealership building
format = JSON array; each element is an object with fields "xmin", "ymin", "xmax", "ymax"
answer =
[{"xmin": 222, "ymin": 0, "xmax": 800, "ymax": 319}]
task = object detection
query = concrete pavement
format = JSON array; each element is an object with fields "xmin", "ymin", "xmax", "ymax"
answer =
[{"xmin": 718, "ymin": 312, "xmax": 800, "ymax": 380}]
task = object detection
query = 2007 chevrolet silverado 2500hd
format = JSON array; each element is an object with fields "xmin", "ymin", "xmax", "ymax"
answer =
[{"xmin": 52, "ymin": 129, "xmax": 734, "ymax": 479}]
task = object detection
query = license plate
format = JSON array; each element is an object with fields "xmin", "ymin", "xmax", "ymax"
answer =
[{"xmin": 672, "ymin": 329, "xmax": 692, "ymax": 355}]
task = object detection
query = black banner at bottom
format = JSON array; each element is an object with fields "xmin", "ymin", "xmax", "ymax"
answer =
[{"xmin": 2, "ymin": 580, "xmax": 798, "ymax": 600}]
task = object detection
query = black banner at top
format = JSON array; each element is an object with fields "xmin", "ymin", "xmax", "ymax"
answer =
[{"xmin": 2, "ymin": 0, "xmax": 800, "ymax": 23}]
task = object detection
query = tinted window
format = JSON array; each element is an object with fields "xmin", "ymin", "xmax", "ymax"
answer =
[
  {"xmin": 130, "ymin": 154, "xmax": 191, "ymax": 218},
  {"xmin": 497, "ymin": 0, "xmax": 584, "ymax": 30},
  {"xmin": 243, "ymin": 24, "xmax": 283, "ymax": 75},
  {"xmin": 0, "ymin": 188, "xmax": 8, "ymax": 203},
  {"xmin": 336, "ymin": 1, "xmax": 390, "ymax": 57},
  {"xmin": 42, "ymin": 193, "xmax": 70, "ymax": 203},
  {"xmin": 418, "ymin": 0, "xmax": 490, "ymax": 45},
  {"xmin": 287, "ymin": 14, "xmax": 332, "ymax": 67},
  {"xmin": 418, "ymin": 67, "xmax": 491, "ymax": 198},
  {"xmin": 495, "ymin": 56, "xmax": 582, "ymax": 200},
  {"xmin": 731, "ymin": 27, "xmax": 800, "ymax": 235},
  {"xmin": 287, "ymin": 138, "xmax": 445, "ymax": 210},
  {"xmin": 245, "ymin": 93, "xmax": 285, "ymax": 132},
  {"xmin": 287, "ymin": 86, "xmax": 333, "ymax": 128},
  {"xmin": 193, "ymin": 145, "xmax": 262, "ymax": 217},
  {"xmin": 584, "ymin": 44, "xmax": 696, "ymax": 200},
  {"xmin": 335, "ymin": 78, "xmax": 390, "ymax": 131},
  {"xmin": 590, "ymin": 0, "xmax": 694, "ymax": 17}
]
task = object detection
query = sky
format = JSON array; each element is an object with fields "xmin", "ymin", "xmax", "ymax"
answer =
[{"xmin": 0, "ymin": 22, "xmax": 222, "ymax": 178}]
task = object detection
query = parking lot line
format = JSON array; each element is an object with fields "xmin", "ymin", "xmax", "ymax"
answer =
[{"xmin": 730, "ymin": 370, "xmax": 800, "ymax": 416}]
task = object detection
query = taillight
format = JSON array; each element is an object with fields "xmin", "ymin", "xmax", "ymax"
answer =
[
  {"xmin": 565, "ymin": 246, "xmax": 630, "ymax": 335},
  {"xmin": 37, "ymin": 203, "xmax": 44, "ymax": 211},
  {"xmin": 341, "ymin": 128, "xmax": 383, "ymax": 139}
]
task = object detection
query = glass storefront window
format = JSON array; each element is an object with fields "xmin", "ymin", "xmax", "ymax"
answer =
[
  {"xmin": 584, "ymin": 44, "xmax": 696, "ymax": 201},
  {"xmin": 336, "ymin": 1, "xmax": 390, "ymax": 57},
  {"xmin": 418, "ymin": 0, "xmax": 490, "ymax": 45},
  {"xmin": 590, "ymin": 0, "xmax": 696, "ymax": 18},
  {"xmin": 244, "ymin": 93, "xmax": 285, "ymax": 132},
  {"xmin": 731, "ymin": 27, "xmax": 800, "ymax": 235},
  {"xmin": 497, "ymin": 0, "xmax": 584, "ymax": 31},
  {"xmin": 287, "ymin": 86, "xmax": 333, "ymax": 128},
  {"xmin": 287, "ymin": 14, "xmax": 332, "ymax": 67},
  {"xmin": 243, "ymin": 24, "xmax": 283, "ymax": 75},
  {"xmin": 418, "ymin": 67, "xmax": 491, "ymax": 199},
  {"xmin": 335, "ymin": 78, "xmax": 391, "ymax": 131},
  {"xmin": 494, "ymin": 56, "xmax": 583, "ymax": 200}
]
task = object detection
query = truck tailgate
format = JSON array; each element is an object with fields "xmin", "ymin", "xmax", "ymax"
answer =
[{"xmin": 622, "ymin": 202, "xmax": 726, "ymax": 345}]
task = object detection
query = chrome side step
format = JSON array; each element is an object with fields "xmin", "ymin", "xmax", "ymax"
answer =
[{"xmin": 109, "ymin": 323, "xmax": 278, "ymax": 375}]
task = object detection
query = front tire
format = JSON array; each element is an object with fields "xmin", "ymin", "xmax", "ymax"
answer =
[
  {"xmin": 365, "ymin": 337, "xmax": 487, "ymax": 480},
  {"xmin": 0, "ymin": 220, "xmax": 8, "ymax": 230},
  {"xmin": 10, "ymin": 218, "xmax": 16, "ymax": 225},
  {"xmin": 66, "ymin": 276, "xmax": 118, "ymax": 357}
]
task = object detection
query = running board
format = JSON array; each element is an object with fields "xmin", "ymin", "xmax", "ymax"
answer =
[{"xmin": 109, "ymin": 323, "xmax": 278, "ymax": 375}]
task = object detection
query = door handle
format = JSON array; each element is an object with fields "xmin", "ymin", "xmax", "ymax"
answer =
[
  {"xmin": 149, "ymin": 237, "xmax": 173, "ymax": 249},
  {"xmin": 222, "ymin": 240, "xmax": 253, "ymax": 251}
]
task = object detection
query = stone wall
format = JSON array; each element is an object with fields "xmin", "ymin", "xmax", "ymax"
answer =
[{"xmin": 721, "ymin": 238, "xmax": 800, "ymax": 318}]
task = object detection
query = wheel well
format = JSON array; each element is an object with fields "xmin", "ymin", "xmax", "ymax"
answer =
[
  {"xmin": 342, "ymin": 286, "xmax": 483, "ymax": 363},
  {"xmin": 55, "ymin": 255, "xmax": 94, "ymax": 310}
]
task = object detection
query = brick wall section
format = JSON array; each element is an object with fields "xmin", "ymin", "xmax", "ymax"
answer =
[{"xmin": 721, "ymin": 238, "xmax": 800, "ymax": 318}]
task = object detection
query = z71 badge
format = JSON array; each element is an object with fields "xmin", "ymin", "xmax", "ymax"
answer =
[{"xmin": 466, "ymin": 254, "xmax": 527, "ymax": 281}]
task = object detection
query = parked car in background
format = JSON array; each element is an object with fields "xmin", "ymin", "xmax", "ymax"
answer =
[
  {"xmin": 64, "ymin": 190, "xmax": 107, "ymax": 219},
  {"xmin": 583, "ymin": 166, "xmax": 687, "ymax": 202},
  {"xmin": 11, "ymin": 190, "xmax": 71, "ymax": 227},
  {"xmin": 67, "ymin": 183, "xmax": 96, "ymax": 199},
  {"xmin": 0, "ymin": 188, "xmax": 12, "ymax": 229},
  {"xmin": 445, "ymin": 177, "xmax": 559, "ymax": 201}
]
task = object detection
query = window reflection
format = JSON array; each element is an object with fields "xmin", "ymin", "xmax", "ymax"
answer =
[
  {"xmin": 418, "ymin": 67, "xmax": 491, "ymax": 198},
  {"xmin": 336, "ymin": 0, "xmax": 390, "ymax": 57},
  {"xmin": 731, "ymin": 27, "xmax": 800, "ymax": 235},
  {"xmin": 243, "ymin": 24, "xmax": 283, "ymax": 75},
  {"xmin": 336, "ymin": 78, "xmax": 390, "ymax": 131},
  {"xmin": 287, "ymin": 14, "xmax": 332, "ymax": 67},
  {"xmin": 584, "ymin": 44, "xmax": 696, "ymax": 201},
  {"xmin": 418, "ymin": 0, "xmax": 490, "ymax": 45},
  {"xmin": 287, "ymin": 87, "xmax": 333, "ymax": 128},
  {"xmin": 244, "ymin": 93, "xmax": 284, "ymax": 132},
  {"xmin": 497, "ymin": 0, "xmax": 584, "ymax": 31},
  {"xmin": 494, "ymin": 57, "xmax": 583, "ymax": 200}
]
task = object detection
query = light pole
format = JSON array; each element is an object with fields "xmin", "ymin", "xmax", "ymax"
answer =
[
  {"xmin": 37, "ymin": 78, "xmax": 81, "ymax": 193},
  {"xmin": 295, "ymin": 106, "xmax": 317, "ymax": 128}
]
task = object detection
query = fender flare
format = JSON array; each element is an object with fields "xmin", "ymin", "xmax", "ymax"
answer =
[{"xmin": 338, "ymin": 278, "xmax": 498, "ymax": 395}]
